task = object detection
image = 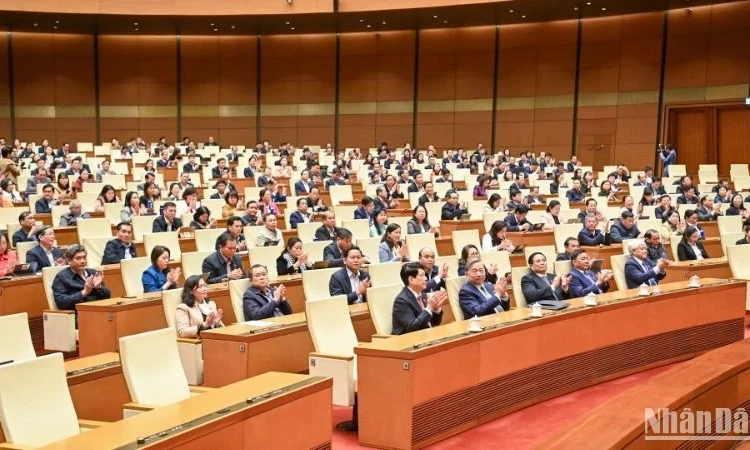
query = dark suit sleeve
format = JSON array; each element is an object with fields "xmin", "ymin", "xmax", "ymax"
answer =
[
  {"xmin": 328, "ymin": 271, "xmax": 358, "ymax": 304},
  {"xmin": 201, "ymin": 255, "xmax": 225, "ymax": 285},
  {"xmin": 504, "ymin": 216, "xmax": 520, "ymax": 232},
  {"xmin": 677, "ymin": 242, "xmax": 691, "ymax": 261},
  {"xmin": 152, "ymin": 218, "xmax": 164, "ymax": 233},
  {"xmin": 624, "ymin": 260, "xmax": 662, "ymax": 288},
  {"xmin": 289, "ymin": 212, "xmax": 301, "ymax": 229},
  {"xmin": 101, "ymin": 241, "xmax": 119, "ymax": 265},
  {"xmin": 52, "ymin": 272, "xmax": 84, "ymax": 310},
  {"xmin": 458, "ymin": 286, "xmax": 502, "ymax": 317},
  {"xmin": 569, "ymin": 272, "xmax": 598, "ymax": 298},
  {"xmin": 314, "ymin": 227, "xmax": 328, "ymax": 242},
  {"xmin": 25, "ymin": 248, "xmax": 42, "ymax": 270},
  {"xmin": 276, "ymin": 255, "xmax": 293, "ymax": 276},
  {"xmin": 391, "ymin": 294, "xmax": 433, "ymax": 335},
  {"xmin": 520, "ymin": 275, "xmax": 554, "ymax": 304},
  {"xmin": 323, "ymin": 245, "xmax": 344, "ymax": 267},
  {"xmin": 242, "ymin": 290, "xmax": 285, "ymax": 321},
  {"xmin": 609, "ymin": 224, "xmax": 625, "ymax": 243}
]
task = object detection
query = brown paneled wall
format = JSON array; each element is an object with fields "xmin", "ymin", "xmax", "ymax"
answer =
[{"xmin": 1, "ymin": 1, "xmax": 749, "ymax": 169}]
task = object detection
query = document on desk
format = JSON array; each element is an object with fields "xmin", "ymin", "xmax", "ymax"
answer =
[{"xmin": 239, "ymin": 320, "xmax": 275, "ymax": 327}]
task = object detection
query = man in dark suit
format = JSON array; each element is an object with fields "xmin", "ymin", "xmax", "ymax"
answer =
[
  {"xmin": 325, "ymin": 168, "xmax": 347, "ymax": 190},
  {"xmin": 644, "ymin": 229, "xmax": 668, "ymax": 262},
  {"xmin": 323, "ymin": 228, "xmax": 353, "ymax": 266},
  {"xmin": 609, "ymin": 211, "xmax": 641, "ymax": 243},
  {"xmin": 504, "ymin": 205, "xmax": 532, "ymax": 232},
  {"xmin": 577, "ymin": 198, "xmax": 604, "ymax": 223},
  {"xmin": 441, "ymin": 191, "xmax": 467, "ymax": 220},
  {"xmin": 242, "ymin": 264, "xmax": 293, "ymax": 320},
  {"xmin": 458, "ymin": 258, "xmax": 510, "ymax": 318},
  {"xmin": 418, "ymin": 248, "xmax": 448, "ymax": 293},
  {"xmin": 211, "ymin": 158, "xmax": 229, "ymax": 179},
  {"xmin": 12, "ymin": 212, "xmax": 37, "ymax": 247},
  {"xmin": 182, "ymin": 154, "xmax": 200, "ymax": 173},
  {"xmin": 52, "ymin": 245, "xmax": 111, "ymax": 312},
  {"xmin": 577, "ymin": 214, "xmax": 609, "ymax": 246},
  {"xmin": 34, "ymin": 184, "xmax": 58, "ymax": 214},
  {"xmin": 289, "ymin": 198, "xmax": 312, "ymax": 230},
  {"xmin": 520, "ymin": 252, "xmax": 571, "ymax": 304},
  {"xmin": 556, "ymin": 237, "xmax": 579, "ymax": 261},
  {"xmin": 568, "ymin": 249, "xmax": 613, "ymax": 298},
  {"xmin": 624, "ymin": 239, "xmax": 669, "ymax": 289},
  {"xmin": 736, "ymin": 226, "xmax": 750, "ymax": 245},
  {"xmin": 152, "ymin": 202, "xmax": 183, "ymax": 233},
  {"xmin": 101, "ymin": 222, "xmax": 137, "ymax": 265},
  {"xmin": 294, "ymin": 170, "xmax": 316, "ymax": 195},
  {"xmin": 26, "ymin": 226, "xmax": 64, "ymax": 270},
  {"xmin": 565, "ymin": 179, "xmax": 586, "ymax": 202},
  {"xmin": 354, "ymin": 197, "xmax": 374, "ymax": 224},
  {"xmin": 391, "ymin": 262, "xmax": 447, "ymax": 335},
  {"xmin": 315, "ymin": 211, "xmax": 338, "ymax": 242},
  {"xmin": 329, "ymin": 246, "xmax": 370, "ymax": 304},
  {"xmin": 201, "ymin": 234, "xmax": 248, "ymax": 285}
]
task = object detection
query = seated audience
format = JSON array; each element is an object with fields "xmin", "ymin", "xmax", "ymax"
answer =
[
  {"xmin": 505, "ymin": 205, "xmax": 532, "ymax": 232},
  {"xmin": 418, "ymin": 247, "xmax": 448, "ymax": 293},
  {"xmin": 482, "ymin": 220, "xmax": 515, "ymax": 252},
  {"xmin": 736, "ymin": 226, "xmax": 750, "ymax": 245},
  {"xmin": 276, "ymin": 238, "xmax": 310, "ymax": 276},
  {"xmin": 26, "ymin": 226, "xmax": 64, "ymax": 269},
  {"xmin": 201, "ymin": 234, "xmax": 247, "ymax": 284},
  {"xmin": 391, "ymin": 262, "xmax": 447, "ymax": 335},
  {"xmin": 567, "ymin": 249, "xmax": 612, "ymax": 298},
  {"xmin": 241, "ymin": 200, "xmax": 261, "ymax": 226},
  {"xmin": 556, "ymin": 237, "xmax": 579, "ymax": 261},
  {"xmin": 378, "ymin": 223, "xmax": 409, "ymax": 263},
  {"xmin": 0, "ymin": 232, "xmax": 17, "ymax": 277},
  {"xmin": 256, "ymin": 213, "xmax": 283, "ymax": 247},
  {"xmin": 458, "ymin": 258, "xmax": 510, "ymax": 318},
  {"xmin": 541, "ymin": 200, "xmax": 562, "ymax": 230},
  {"xmin": 101, "ymin": 222, "xmax": 137, "ymax": 265},
  {"xmin": 441, "ymin": 191, "xmax": 468, "ymax": 220},
  {"xmin": 624, "ymin": 239, "xmax": 669, "ymax": 289},
  {"xmin": 221, "ymin": 191, "xmax": 240, "ymax": 219},
  {"xmin": 52, "ymin": 245, "xmax": 111, "ymax": 312},
  {"xmin": 323, "ymin": 228, "xmax": 354, "ymax": 267},
  {"xmin": 315, "ymin": 211, "xmax": 337, "ymax": 241},
  {"xmin": 609, "ymin": 211, "xmax": 640, "ymax": 243},
  {"xmin": 12, "ymin": 212, "xmax": 36, "ymax": 247},
  {"xmin": 660, "ymin": 210, "xmax": 685, "ymax": 244},
  {"xmin": 354, "ymin": 197, "xmax": 375, "ymax": 224},
  {"xmin": 120, "ymin": 191, "xmax": 146, "ymax": 223},
  {"xmin": 35, "ymin": 184, "xmax": 58, "ymax": 214},
  {"xmin": 242, "ymin": 264, "xmax": 293, "ymax": 320},
  {"xmin": 520, "ymin": 252, "xmax": 571, "ymax": 304},
  {"xmin": 176, "ymin": 275, "xmax": 224, "ymax": 337},
  {"xmin": 407, "ymin": 205, "xmax": 435, "ymax": 235},
  {"xmin": 289, "ymin": 198, "xmax": 312, "ymax": 229},
  {"xmin": 59, "ymin": 200, "xmax": 91, "ymax": 226},
  {"xmin": 142, "ymin": 245, "xmax": 181, "ymax": 293},
  {"xmin": 644, "ymin": 229, "xmax": 668, "ymax": 262},
  {"xmin": 152, "ymin": 202, "xmax": 183, "ymax": 232},
  {"xmin": 329, "ymin": 246, "xmax": 370, "ymax": 304},
  {"xmin": 369, "ymin": 209, "xmax": 389, "ymax": 237},
  {"xmin": 215, "ymin": 216, "xmax": 247, "ymax": 251},
  {"xmin": 457, "ymin": 244, "xmax": 498, "ymax": 283},
  {"xmin": 677, "ymin": 226, "xmax": 709, "ymax": 261}
]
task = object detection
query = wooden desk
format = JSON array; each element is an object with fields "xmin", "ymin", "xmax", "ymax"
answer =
[
  {"xmin": 66, "ymin": 352, "xmax": 130, "ymax": 422},
  {"xmin": 507, "ymin": 230, "xmax": 555, "ymax": 248},
  {"xmin": 662, "ymin": 257, "xmax": 732, "ymax": 284},
  {"xmin": 202, "ymin": 303, "xmax": 375, "ymax": 387},
  {"xmin": 0, "ymin": 275, "xmax": 48, "ymax": 350},
  {"xmin": 271, "ymin": 275, "xmax": 305, "ymax": 314},
  {"xmin": 440, "ymin": 219, "xmax": 486, "ymax": 242},
  {"xmin": 540, "ymin": 338, "xmax": 750, "ymax": 449},
  {"xmin": 665, "ymin": 237, "xmax": 724, "ymax": 259},
  {"xmin": 355, "ymin": 279, "xmax": 746, "ymax": 449},
  {"xmin": 701, "ymin": 220, "xmax": 719, "ymax": 238}
]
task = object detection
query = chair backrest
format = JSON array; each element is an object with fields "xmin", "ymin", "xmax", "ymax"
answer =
[
  {"xmin": 524, "ymin": 245, "xmax": 556, "ymax": 272},
  {"xmin": 720, "ymin": 232, "xmax": 744, "ymax": 254},
  {"xmin": 552, "ymin": 224, "xmax": 582, "ymax": 253},
  {"xmin": 51, "ymin": 205, "xmax": 67, "ymax": 227},
  {"xmin": 727, "ymin": 245, "xmax": 750, "ymax": 280},
  {"xmin": 553, "ymin": 260, "xmax": 572, "ymax": 276},
  {"xmin": 119, "ymin": 328, "xmax": 191, "ymax": 405},
  {"xmin": 355, "ymin": 236, "xmax": 380, "ymax": 261},
  {"xmin": 669, "ymin": 235, "xmax": 681, "ymax": 261},
  {"xmin": 181, "ymin": 250, "xmax": 213, "ymax": 278},
  {"xmin": 510, "ymin": 267, "xmax": 532, "ymax": 307},
  {"xmin": 0, "ymin": 353, "xmax": 80, "ymax": 447},
  {"xmin": 446, "ymin": 276, "xmax": 467, "ymax": 321},
  {"xmin": 479, "ymin": 251, "xmax": 512, "ymax": 276},
  {"xmin": 194, "ymin": 228, "xmax": 226, "ymax": 253},
  {"xmin": 405, "ymin": 232, "xmax": 438, "ymax": 261},
  {"xmin": 611, "ymin": 254, "xmax": 629, "ymax": 291},
  {"xmin": 249, "ymin": 245, "xmax": 282, "ymax": 280},
  {"xmin": 76, "ymin": 217, "xmax": 112, "ymax": 239},
  {"xmin": 367, "ymin": 284, "xmax": 402, "ymax": 335},
  {"xmin": 103, "ymin": 202, "xmax": 124, "ymax": 225},
  {"xmin": 435, "ymin": 255, "xmax": 459, "ymax": 278},
  {"xmin": 367, "ymin": 262, "xmax": 403, "ymax": 287},
  {"xmin": 42, "ymin": 265, "xmax": 68, "ymax": 310},
  {"xmin": 637, "ymin": 219, "xmax": 662, "ymax": 236},
  {"xmin": 121, "ymin": 257, "xmax": 150, "ymax": 297},
  {"xmin": 143, "ymin": 232, "xmax": 182, "ymax": 262},
  {"xmin": 341, "ymin": 219, "xmax": 370, "ymax": 240},
  {"xmin": 15, "ymin": 241, "xmax": 38, "ymax": 264},
  {"xmin": 162, "ymin": 288, "xmax": 184, "ymax": 330},
  {"xmin": 305, "ymin": 296, "xmax": 357, "ymax": 356},
  {"xmin": 328, "ymin": 185, "xmax": 353, "ymax": 206},
  {"xmin": 82, "ymin": 236, "xmax": 113, "ymax": 267},
  {"xmin": 297, "ymin": 222, "xmax": 318, "ymax": 242},
  {"xmin": 0, "ymin": 207, "xmax": 31, "ymax": 231},
  {"xmin": 483, "ymin": 213, "xmax": 505, "ymax": 234},
  {"xmin": 718, "ymin": 215, "xmax": 742, "ymax": 235},
  {"xmin": 304, "ymin": 240, "xmax": 329, "ymax": 263},
  {"xmin": 332, "ymin": 205, "xmax": 357, "ymax": 227},
  {"xmin": 130, "ymin": 215, "xmax": 155, "ymax": 241},
  {"xmin": 228, "ymin": 278, "xmax": 251, "ymax": 322},
  {"xmin": 302, "ymin": 267, "xmax": 340, "ymax": 302},
  {"xmin": 0, "ymin": 313, "xmax": 35, "ymax": 363},
  {"xmin": 452, "ymin": 229, "xmax": 480, "ymax": 257}
]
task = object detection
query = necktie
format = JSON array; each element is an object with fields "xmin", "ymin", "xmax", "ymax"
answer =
[
  {"xmin": 543, "ymin": 276, "xmax": 559, "ymax": 300},
  {"xmin": 350, "ymin": 274, "xmax": 361, "ymax": 303},
  {"xmin": 642, "ymin": 261, "xmax": 656, "ymax": 286},
  {"xmin": 478, "ymin": 284, "xmax": 492, "ymax": 299}
]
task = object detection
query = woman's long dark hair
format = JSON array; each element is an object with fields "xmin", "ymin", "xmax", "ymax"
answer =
[
  {"xmin": 489, "ymin": 220, "xmax": 508, "ymax": 247},
  {"xmin": 459, "ymin": 244, "xmax": 479, "ymax": 265},
  {"xmin": 193, "ymin": 206, "xmax": 211, "ymax": 224},
  {"xmin": 682, "ymin": 226, "xmax": 699, "ymax": 243},
  {"xmin": 411, "ymin": 205, "xmax": 430, "ymax": 227},
  {"xmin": 282, "ymin": 237, "xmax": 302, "ymax": 257},
  {"xmin": 381, "ymin": 223, "xmax": 402, "ymax": 248},
  {"xmin": 150, "ymin": 245, "xmax": 170, "ymax": 270},
  {"xmin": 181, "ymin": 275, "xmax": 202, "ymax": 308}
]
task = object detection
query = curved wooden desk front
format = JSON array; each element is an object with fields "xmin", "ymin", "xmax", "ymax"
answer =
[
  {"xmin": 540, "ymin": 338, "xmax": 750, "ymax": 449},
  {"xmin": 355, "ymin": 279, "xmax": 747, "ymax": 450}
]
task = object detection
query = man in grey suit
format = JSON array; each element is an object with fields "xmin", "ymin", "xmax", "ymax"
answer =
[
  {"xmin": 520, "ymin": 252, "xmax": 571, "ymax": 305},
  {"xmin": 391, "ymin": 263, "xmax": 447, "ymax": 335},
  {"xmin": 25, "ymin": 168, "xmax": 51, "ymax": 198}
]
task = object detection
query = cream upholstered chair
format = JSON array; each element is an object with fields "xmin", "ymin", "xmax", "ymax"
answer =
[
  {"xmin": 121, "ymin": 257, "xmax": 150, "ymax": 297},
  {"xmin": 144, "ymin": 232, "xmax": 182, "ymax": 263},
  {"xmin": 76, "ymin": 217, "xmax": 112, "ymax": 239},
  {"xmin": 524, "ymin": 246, "xmax": 556, "ymax": 272},
  {"xmin": 611, "ymin": 254, "xmax": 629, "ymax": 292},
  {"xmin": 332, "ymin": 205, "xmax": 357, "ymax": 227},
  {"xmin": 718, "ymin": 215, "xmax": 742, "ymax": 236},
  {"xmin": 229, "ymin": 278, "xmax": 251, "ymax": 322},
  {"xmin": 162, "ymin": 289, "xmax": 204, "ymax": 386},
  {"xmin": 0, "ymin": 207, "xmax": 31, "ymax": 231},
  {"xmin": 130, "ymin": 215, "xmax": 156, "ymax": 241},
  {"xmin": 669, "ymin": 236, "xmax": 681, "ymax": 261},
  {"xmin": 405, "ymin": 232, "xmax": 437, "ymax": 261},
  {"xmin": 367, "ymin": 284, "xmax": 402, "ymax": 336},
  {"xmin": 480, "ymin": 251, "xmax": 512, "ymax": 277},
  {"xmin": 510, "ymin": 267, "xmax": 532, "ymax": 307},
  {"xmin": 435, "ymin": 255, "xmax": 459, "ymax": 278},
  {"xmin": 181, "ymin": 250, "xmax": 213, "ymax": 279},
  {"xmin": 341, "ymin": 219, "xmax": 370, "ymax": 240},
  {"xmin": 51, "ymin": 204, "xmax": 67, "ymax": 227},
  {"xmin": 329, "ymin": 185, "xmax": 353, "ymax": 206},
  {"xmin": 119, "ymin": 328, "xmax": 210, "ymax": 417},
  {"xmin": 0, "ymin": 313, "xmax": 36, "ymax": 363},
  {"xmin": 304, "ymin": 240, "xmax": 329, "ymax": 263},
  {"xmin": 302, "ymin": 267, "xmax": 339, "ymax": 302},
  {"xmin": 355, "ymin": 236, "xmax": 380, "ymax": 261},
  {"xmin": 15, "ymin": 241, "xmax": 38, "ymax": 264},
  {"xmin": 720, "ymin": 232, "xmax": 744, "ymax": 254},
  {"xmin": 306, "ymin": 295, "xmax": 357, "ymax": 406},
  {"xmin": 82, "ymin": 236, "xmax": 113, "ymax": 267},
  {"xmin": 446, "ymin": 276, "xmax": 467, "ymax": 321},
  {"xmin": 249, "ymin": 245, "xmax": 282, "ymax": 280},
  {"xmin": 452, "ymin": 229, "xmax": 480, "ymax": 257},
  {"xmin": 42, "ymin": 265, "xmax": 77, "ymax": 352},
  {"xmin": 636, "ymin": 219, "xmax": 662, "ymax": 236},
  {"xmin": 103, "ymin": 202, "xmax": 124, "ymax": 225},
  {"xmin": 553, "ymin": 224, "xmax": 582, "ymax": 253},
  {"xmin": 553, "ymin": 260, "xmax": 572, "ymax": 276},
  {"xmin": 297, "ymin": 222, "xmax": 319, "ymax": 242},
  {"xmin": 727, "ymin": 245, "xmax": 750, "ymax": 309},
  {"xmin": 368, "ymin": 262, "xmax": 402, "ymax": 287},
  {"xmin": 0, "ymin": 353, "xmax": 105, "ymax": 447},
  {"xmin": 194, "ymin": 228, "xmax": 225, "ymax": 253}
]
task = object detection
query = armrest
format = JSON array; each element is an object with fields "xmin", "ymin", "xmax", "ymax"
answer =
[
  {"xmin": 189, "ymin": 386, "xmax": 215, "ymax": 395},
  {"xmin": 371, "ymin": 334, "xmax": 392, "ymax": 340},
  {"xmin": 78, "ymin": 419, "xmax": 108, "ymax": 429},
  {"xmin": 0, "ymin": 443, "xmax": 35, "ymax": 449},
  {"xmin": 177, "ymin": 337, "xmax": 202, "ymax": 344},
  {"xmin": 309, "ymin": 352, "xmax": 354, "ymax": 361},
  {"xmin": 43, "ymin": 309, "xmax": 75, "ymax": 314},
  {"xmin": 123, "ymin": 402, "xmax": 159, "ymax": 413}
]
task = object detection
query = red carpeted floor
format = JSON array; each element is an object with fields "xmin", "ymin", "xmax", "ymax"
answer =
[{"xmin": 332, "ymin": 320, "xmax": 750, "ymax": 449}]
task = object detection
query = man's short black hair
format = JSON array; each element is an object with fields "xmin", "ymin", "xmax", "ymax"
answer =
[{"xmin": 400, "ymin": 262, "xmax": 423, "ymax": 286}]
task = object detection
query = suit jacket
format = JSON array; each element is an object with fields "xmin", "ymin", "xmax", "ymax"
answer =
[
  {"xmin": 458, "ymin": 282, "xmax": 509, "ymax": 318},
  {"xmin": 354, "ymin": 207, "xmax": 370, "ymax": 221},
  {"xmin": 647, "ymin": 243, "xmax": 668, "ymax": 262},
  {"xmin": 323, "ymin": 242, "xmax": 345, "ymax": 266},
  {"xmin": 418, "ymin": 193, "xmax": 442, "ymax": 205},
  {"xmin": 142, "ymin": 264, "xmax": 177, "ymax": 293},
  {"xmin": 695, "ymin": 205, "xmax": 720, "ymax": 221},
  {"xmin": 52, "ymin": 267, "xmax": 111, "ymax": 311},
  {"xmin": 624, "ymin": 256, "xmax": 666, "ymax": 289},
  {"xmin": 328, "ymin": 268, "xmax": 370, "ymax": 304},
  {"xmin": 201, "ymin": 251, "xmax": 247, "ymax": 285},
  {"xmin": 101, "ymin": 239, "xmax": 137, "ymax": 265},
  {"xmin": 504, "ymin": 214, "xmax": 532, "ymax": 232},
  {"xmin": 677, "ymin": 240, "xmax": 709, "ymax": 261},
  {"xmin": 391, "ymin": 287, "xmax": 443, "ymax": 335},
  {"xmin": 294, "ymin": 180, "xmax": 315, "ymax": 195},
  {"xmin": 26, "ymin": 177, "xmax": 51, "ymax": 195},
  {"xmin": 175, "ymin": 301, "xmax": 222, "ymax": 338},
  {"xmin": 242, "ymin": 285, "xmax": 293, "ymax": 321},
  {"xmin": 182, "ymin": 162, "xmax": 199, "ymax": 173},
  {"xmin": 26, "ymin": 245, "xmax": 63, "ymax": 270},
  {"xmin": 556, "ymin": 252, "xmax": 572, "ymax": 261},
  {"xmin": 568, "ymin": 269, "xmax": 610, "ymax": 298},
  {"xmin": 736, "ymin": 238, "xmax": 750, "ymax": 245},
  {"xmin": 566, "ymin": 189, "xmax": 585, "ymax": 202},
  {"xmin": 289, "ymin": 211, "xmax": 310, "ymax": 229},
  {"xmin": 12, "ymin": 228, "xmax": 35, "ymax": 247},
  {"xmin": 243, "ymin": 167, "xmax": 255, "ymax": 178},
  {"xmin": 152, "ymin": 216, "xmax": 183, "ymax": 233},
  {"xmin": 609, "ymin": 222, "xmax": 640, "ymax": 243},
  {"xmin": 520, "ymin": 272, "xmax": 570, "ymax": 304},
  {"xmin": 325, "ymin": 178, "xmax": 346, "ymax": 190},
  {"xmin": 654, "ymin": 206, "xmax": 677, "ymax": 221},
  {"xmin": 424, "ymin": 264, "xmax": 445, "ymax": 293},
  {"xmin": 315, "ymin": 225, "xmax": 336, "ymax": 242},
  {"xmin": 35, "ymin": 198, "xmax": 54, "ymax": 214},
  {"xmin": 441, "ymin": 203, "xmax": 466, "ymax": 220}
]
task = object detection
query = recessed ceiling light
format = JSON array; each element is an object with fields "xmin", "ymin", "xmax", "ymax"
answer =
[
  {"xmin": 213, "ymin": 28, "xmax": 218, "ymax": 31},
  {"xmin": 134, "ymin": 22, "xmax": 138, "ymax": 26},
  {"xmin": 433, "ymin": 15, "xmax": 438, "ymax": 18},
  {"xmin": 135, "ymin": 28, "xmax": 140, "ymax": 31},
  {"xmin": 33, "ymin": 22, "xmax": 38, "ymax": 27},
  {"xmin": 359, "ymin": 19, "xmax": 364, "ymax": 22},
  {"xmin": 210, "ymin": 23, "xmax": 215, "ymax": 26},
  {"xmin": 574, "ymin": 6, "xmax": 579, "ymax": 10},
  {"xmin": 509, "ymin": 9, "xmax": 514, "ymax": 13},
  {"xmin": 231, "ymin": 25, "xmax": 235, "ymax": 29},
  {"xmin": 290, "ymin": 27, "xmax": 295, "ymax": 30},
  {"xmin": 285, "ymin": 21, "xmax": 290, "ymax": 25},
  {"xmin": 366, "ymin": 24, "xmax": 372, "ymax": 28},
  {"xmin": 55, "ymin": 20, "xmax": 59, "ymax": 24},
  {"xmin": 443, "ymin": 20, "xmax": 448, "ymax": 24},
  {"xmin": 382, "ymin": 21, "xmax": 387, "ymax": 25},
  {"xmin": 53, "ymin": 26, "xmax": 58, "ymax": 29},
  {"xmin": 601, "ymin": 7, "xmax": 606, "ymax": 10},
  {"xmin": 586, "ymin": 2, "xmax": 591, "ymax": 5},
  {"xmin": 521, "ymin": 15, "xmax": 526, "ymax": 18}
]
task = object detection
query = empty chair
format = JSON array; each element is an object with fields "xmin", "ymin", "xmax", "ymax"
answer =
[
  {"xmin": 328, "ymin": 184, "xmax": 353, "ymax": 206},
  {"xmin": 727, "ymin": 245, "xmax": 750, "ymax": 308},
  {"xmin": 553, "ymin": 260, "xmax": 572, "ymax": 276},
  {"xmin": 366, "ymin": 284, "xmax": 403, "ymax": 336},
  {"xmin": 120, "ymin": 257, "xmax": 150, "ymax": 297},
  {"xmin": 718, "ymin": 215, "xmax": 742, "ymax": 235},
  {"xmin": 181, "ymin": 250, "xmax": 214, "ymax": 279},
  {"xmin": 446, "ymin": 276, "xmax": 468, "ymax": 321},
  {"xmin": 15, "ymin": 240, "xmax": 38, "ymax": 264},
  {"xmin": 249, "ymin": 245, "xmax": 281, "ymax": 280},
  {"xmin": 162, "ymin": 289, "xmax": 204, "ymax": 385},
  {"xmin": 306, "ymin": 296, "xmax": 357, "ymax": 406},
  {"xmin": 76, "ymin": 217, "xmax": 112, "ymax": 239},
  {"xmin": 355, "ymin": 236, "xmax": 380, "ymax": 261},
  {"xmin": 341, "ymin": 219, "xmax": 371, "ymax": 240},
  {"xmin": 41, "ymin": 265, "xmax": 76, "ymax": 352},
  {"xmin": 510, "ymin": 267, "xmax": 532, "ymax": 307},
  {"xmin": 130, "ymin": 215, "xmax": 156, "ymax": 241},
  {"xmin": 368, "ymin": 262, "xmax": 403, "ymax": 287},
  {"xmin": 302, "ymin": 267, "xmax": 339, "ymax": 302},
  {"xmin": 0, "ymin": 353, "xmax": 104, "ymax": 447},
  {"xmin": 0, "ymin": 312, "xmax": 36, "ymax": 363},
  {"xmin": 452, "ymin": 229, "xmax": 480, "ymax": 257},
  {"xmin": 194, "ymin": 228, "xmax": 226, "ymax": 253},
  {"xmin": 143, "ymin": 232, "xmax": 182, "ymax": 263}
]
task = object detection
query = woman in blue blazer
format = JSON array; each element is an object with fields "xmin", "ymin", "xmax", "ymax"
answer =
[
  {"xmin": 142, "ymin": 245, "xmax": 181, "ymax": 293},
  {"xmin": 377, "ymin": 224, "xmax": 409, "ymax": 263}
]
